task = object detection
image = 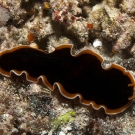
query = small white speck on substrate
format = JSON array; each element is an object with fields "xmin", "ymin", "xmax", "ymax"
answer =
[
  {"xmin": 18, "ymin": 108, "xmax": 23, "ymax": 114},
  {"xmin": 67, "ymin": 133, "xmax": 73, "ymax": 135},
  {"xmin": 41, "ymin": 131, "xmax": 47, "ymax": 135},
  {"xmin": 57, "ymin": 107, "xmax": 63, "ymax": 111},
  {"xmin": 82, "ymin": 109, "xmax": 86, "ymax": 113},
  {"xmin": 93, "ymin": 39, "xmax": 102, "ymax": 48},
  {"xmin": 65, "ymin": 126, "xmax": 72, "ymax": 131},
  {"xmin": 59, "ymin": 131, "xmax": 66, "ymax": 135},
  {"xmin": 12, "ymin": 128, "xmax": 19, "ymax": 133},
  {"xmin": 62, "ymin": 126, "xmax": 72, "ymax": 133},
  {"xmin": 30, "ymin": 42, "xmax": 38, "ymax": 49},
  {"xmin": 3, "ymin": 114, "xmax": 10, "ymax": 118},
  {"xmin": 30, "ymin": 112, "xmax": 36, "ymax": 117}
]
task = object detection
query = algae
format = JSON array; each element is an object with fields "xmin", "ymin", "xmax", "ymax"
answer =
[{"xmin": 51, "ymin": 110, "xmax": 76, "ymax": 129}]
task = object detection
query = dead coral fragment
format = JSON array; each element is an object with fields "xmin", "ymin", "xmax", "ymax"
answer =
[
  {"xmin": 120, "ymin": 0, "xmax": 135, "ymax": 15},
  {"xmin": 112, "ymin": 29, "xmax": 135, "ymax": 53},
  {"xmin": 0, "ymin": 5, "xmax": 10, "ymax": 27}
]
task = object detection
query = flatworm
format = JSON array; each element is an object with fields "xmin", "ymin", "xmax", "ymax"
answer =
[{"xmin": 0, "ymin": 44, "xmax": 135, "ymax": 114}]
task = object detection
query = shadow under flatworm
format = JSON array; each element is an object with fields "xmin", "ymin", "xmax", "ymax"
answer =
[{"xmin": 0, "ymin": 46, "xmax": 134, "ymax": 112}]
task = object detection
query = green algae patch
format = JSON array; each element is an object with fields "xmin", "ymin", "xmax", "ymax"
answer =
[{"xmin": 51, "ymin": 110, "xmax": 76, "ymax": 129}]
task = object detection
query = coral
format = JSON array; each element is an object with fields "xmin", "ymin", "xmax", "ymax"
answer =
[
  {"xmin": 50, "ymin": 0, "xmax": 83, "ymax": 25},
  {"xmin": 47, "ymin": 36, "xmax": 71, "ymax": 52},
  {"xmin": 0, "ymin": 4, "xmax": 11, "ymax": 27},
  {"xmin": 120, "ymin": 0, "xmax": 135, "ymax": 15},
  {"xmin": 50, "ymin": 0, "xmax": 89, "ymax": 42},
  {"xmin": 86, "ymin": 1, "xmax": 135, "ymax": 54},
  {"xmin": 51, "ymin": 110, "xmax": 76, "ymax": 129}
]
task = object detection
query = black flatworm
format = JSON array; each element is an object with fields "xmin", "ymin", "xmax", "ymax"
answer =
[{"xmin": 0, "ymin": 44, "xmax": 134, "ymax": 114}]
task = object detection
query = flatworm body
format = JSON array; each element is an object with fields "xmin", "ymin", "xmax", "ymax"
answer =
[{"xmin": 0, "ymin": 44, "xmax": 135, "ymax": 114}]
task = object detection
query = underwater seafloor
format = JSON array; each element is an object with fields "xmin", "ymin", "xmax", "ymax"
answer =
[{"xmin": 0, "ymin": 0, "xmax": 135, "ymax": 134}]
